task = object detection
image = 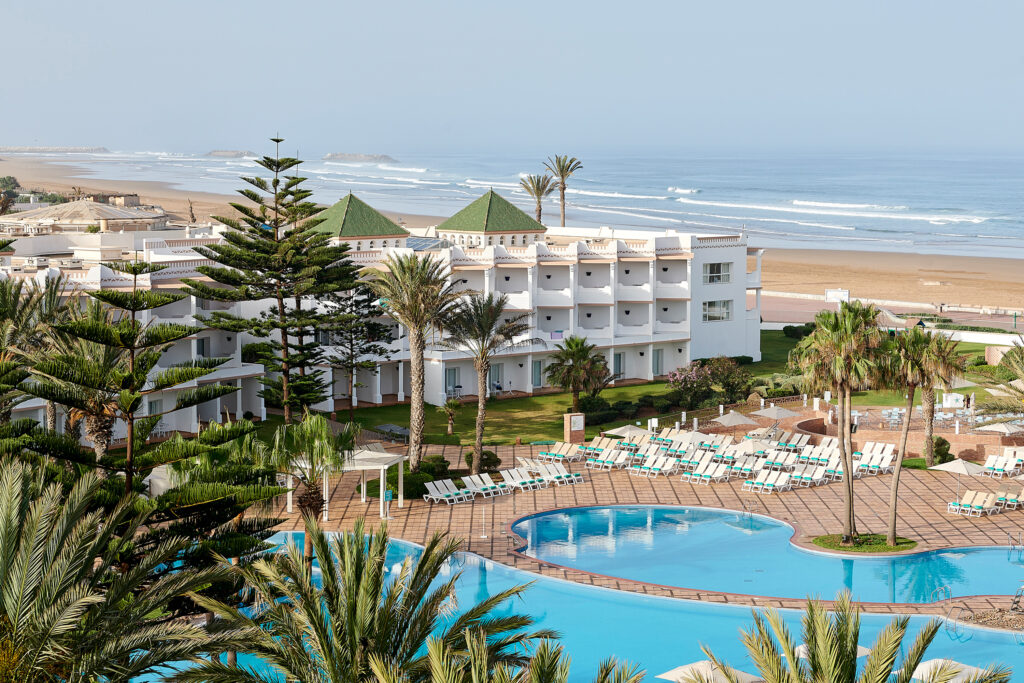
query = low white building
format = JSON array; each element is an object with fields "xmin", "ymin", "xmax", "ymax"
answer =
[{"xmin": 308, "ymin": 191, "xmax": 763, "ymax": 409}]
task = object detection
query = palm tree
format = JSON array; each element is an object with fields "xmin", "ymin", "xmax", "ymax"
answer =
[
  {"xmin": 878, "ymin": 327, "xmax": 930, "ymax": 546},
  {"xmin": 0, "ymin": 457, "xmax": 230, "ymax": 682},
  {"xmin": 545, "ymin": 336, "xmax": 607, "ymax": 413},
  {"xmin": 363, "ymin": 253, "xmax": 463, "ymax": 471},
  {"xmin": 920, "ymin": 334, "xmax": 966, "ymax": 466},
  {"xmin": 370, "ymin": 630, "xmax": 644, "ymax": 683},
  {"xmin": 543, "ymin": 155, "xmax": 583, "ymax": 227},
  {"xmin": 519, "ymin": 173, "xmax": 556, "ymax": 223},
  {"xmin": 790, "ymin": 301, "xmax": 882, "ymax": 544},
  {"xmin": 436, "ymin": 398, "xmax": 461, "ymax": 435},
  {"xmin": 689, "ymin": 591, "xmax": 1010, "ymax": 683},
  {"xmin": 439, "ymin": 293, "xmax": 537, "ymax": 474},
  {"xmin": 177, "ymin": 517, "xmax": 556, "ymax": 683},
  {"xmin": 267, "ymin": 411, "xmax": 356, "ymax": 563}
]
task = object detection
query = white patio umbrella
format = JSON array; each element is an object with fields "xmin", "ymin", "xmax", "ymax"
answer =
[
  {"xmin": 976, "ymin": 422, "xmax": 1024, "ymax": 435},
  {"xmin": 603, "ymin": 424, "xmax": 653, "ymax": 440},
  {"xmin": 657, "ymin": 660, "xmax": 762, "ymax": 683},
  {"xmin": 908, "ymin": 658, "xmax": 985, "ymax": 682},
  {"xmin": 751, "ymin": 405, "xmax": 800, "ymax": 420},
  {"xmin": 713, "ymin": 410, "xmax": 758, "ymax": 434},
  {"xmin": 794, "ymin": 643, "xmax": 870, "ymax": 660},
  {"xmin": 928, "ymin": 458, "xmax": 986, "ymax": 498}
]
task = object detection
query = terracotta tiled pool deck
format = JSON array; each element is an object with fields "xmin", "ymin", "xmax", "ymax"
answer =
[{"xmin": 272, "ymin": 445, "xmax": 1024, "ymax": 617}]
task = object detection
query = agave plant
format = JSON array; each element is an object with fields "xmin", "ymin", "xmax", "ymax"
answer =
[
  {"xmin": 177, "ymin": 517, "xmax": 556, "ymax": 683},
  {"xmin": 0, "ymin": 457, "xmax": 229, "ymax": 682},
  {"xmin": 688, "ymin": 591, "xmax": 1010, "ymax": 683}
]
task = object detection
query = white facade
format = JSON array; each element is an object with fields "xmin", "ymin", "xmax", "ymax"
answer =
[
  {"xmin": 5, "ymin": 234, "xmax": 266, "ymax": 445},
  {"xmin": 318, "ymin": 228, "xmax": 763, "ymax": 408}
]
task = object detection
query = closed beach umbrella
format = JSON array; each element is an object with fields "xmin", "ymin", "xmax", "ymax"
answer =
[
  {"xmin": 657, "ymin": 660, "xmax": 762, "ymax": 683},
  {"xmin": 751, "ymin": 405, "xmax": 800, "ymax": 420},
  {"xmin": 929, "ymin": 458, "xmax": 985, "ymax": 498},
  {"xmin": 908, "ymin": 658, "xmax": 985, "ymax": 682},
  {"xmin": 976, "ymin": 422, "xmax": 1024, "ymax": 435}
]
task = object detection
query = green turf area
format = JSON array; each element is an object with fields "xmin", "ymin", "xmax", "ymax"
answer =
[
  {"xmin": 812, "ymin": 533, "xmax": 918, "ymax": 553},
  {"xmin": 901, "ymin": 457, "xmax": 928, "ymax": 470},
  {"xmin": 746, "ymin": 330, "xmax": 798, "ymax": 376}
]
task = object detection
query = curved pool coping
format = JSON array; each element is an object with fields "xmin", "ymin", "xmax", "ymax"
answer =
[{"xmin": 504, "ymin": 503, "xmax": 1018, "ymax": 608}]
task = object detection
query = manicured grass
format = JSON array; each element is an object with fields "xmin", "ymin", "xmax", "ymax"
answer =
[
  {"xmin": 746, "ymin": 330, "xmax": 798, "ymax": 376},
  {"xmin": 901, "ymin": 457, "xmax": 928, "ymax": 470},
  {"xmin": 812, "ymin": 533, "xmax": 918, "ymax": 553}
]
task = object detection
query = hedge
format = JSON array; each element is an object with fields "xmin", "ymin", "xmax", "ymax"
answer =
[
  {"xmin": 422, "ymin": 433, "xmax": 461, "ymax": 445},
  {"xmin": 934, "ymin": 323, "xmax": 1011, "ymax": 334},
  {"xmin": 363, "ymin": 468, "xmax": 433, "ymax": 499}
]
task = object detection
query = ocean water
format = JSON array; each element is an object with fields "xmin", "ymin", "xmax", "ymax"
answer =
[{"xmin": 17, "ymin": 150, "xmax": 1024, "ymax": 258}]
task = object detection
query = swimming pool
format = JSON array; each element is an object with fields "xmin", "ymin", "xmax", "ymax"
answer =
[
  {"xmin": 511, "ymin": 505, "xmax": 1024, "ymax": 604},
  {"xmin": 211, "ymin": 530, "xmax": 1022, "ymax": 682}
]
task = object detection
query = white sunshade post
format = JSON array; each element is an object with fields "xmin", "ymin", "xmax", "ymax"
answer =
[
  {"xmin": 323, "ymin": 476, "xmax": 329, "ymax": 522},
  {"xmin": 286, "ymin": 474, "xmax": 293, "ymax": 513},
  {"xmin": 398, "ymin": 462, "xmax": 404, "ymax": 508},
  {"xmin": 360, "ymin": 469, "xmax": 366, "ymax": 502},
  {"xmin": 379, "ymin": 466, "xmax": 387, "ymax": 519}
]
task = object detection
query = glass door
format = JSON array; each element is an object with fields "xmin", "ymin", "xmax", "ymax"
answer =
[
  {"xmin": 532, "ymin": 360, "xmax": 543, "ymax": 388},
  {"xmin": 652, "ymin": 349, "xmax": 663, "ymax": 376}
]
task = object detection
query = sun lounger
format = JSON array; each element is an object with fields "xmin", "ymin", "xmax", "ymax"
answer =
[
  {"xmin": 480, "ymin": 473, "xmax": 513, "ymax": 494},
  {"xmin": 423, "ymin": 480, "xmax": 463, "ymax": 504},
  {"xmin": 969, "ymin": 492, "xmax": 999, "ymax": 516},
  {"xmin": 742, "ymin": 469, "xmax": 771, "ymax": 492},
  {"xmin": 947, "ymin": 491, "xmax": 977, "ymax": 514},
  {"xmin": 762, "ymin": 471, "xmax": 791, "ymax": 494},
  {"xmin": 439, "ymin": 479, "xmax": 475, "ymax": 502},
  {"xmin": 501, "ymin": 469, "xmax": 539, "ymax": 491}
]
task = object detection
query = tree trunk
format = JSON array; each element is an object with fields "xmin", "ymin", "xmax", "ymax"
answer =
[
  {"xmin": 45, "ymin": 401, "xmax": 56, "ymax": 432},
  {"xmin": 85, "ymin": 413, "xmax": 113, "ymax": 461},
  {"xmin": 571, "ymin": 389, "xmax": 580, "ymax": 413},
  {"xmin": 844, "ymin": 384, "xmax": 858, "ymax": 539},
  {"xmin": 447, "ymin": 415, "xmax": 454, "ymax": 435},
  {"xmin": 836, "ymin": 386, "xmax": 853, "ymax": 544},
  {"xmin": 922, "ymin": 386, "xmax": 936, "ymax": 466},
  {"xmin": 535, "ymin": 200, "xmax": 542, "ymax": 223},
  {"xmin": 472, "ymin": 359, "xmax": 488, "ymax": 475},
  {"xmin": 889, "ymin": 385, "xmax": 916, "ymax": 546},
  {"xmin": 559, "ymin": 184, "xmax": 566, "ymax": 227},
  {"xmin": 276, "ymin": 288, "xmax": 292, "ymax": 424},
  {"xmin": 348, "ymin": 367, "xmax": 356, "ymax": 423},
  {"xmin": 407, "ymin": 329, "xmax": 426, "ymax": 472},
  {"xmin": 124, "ymin": 416, "xmax": 135, "ymax": 496}
]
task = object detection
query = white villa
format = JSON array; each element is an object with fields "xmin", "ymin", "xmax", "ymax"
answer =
[{"xmin": 307, "ymin": 190, "xmax": 763, "ymax": 410}]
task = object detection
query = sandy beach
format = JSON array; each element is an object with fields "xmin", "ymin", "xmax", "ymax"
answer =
[{"xmin": 3, "ymin": 156, "xmax": 1021, "ymax": 311}]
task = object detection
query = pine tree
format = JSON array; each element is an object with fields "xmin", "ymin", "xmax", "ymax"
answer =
[
  {"xmin": 183, "ymin": 138, "xmax": 356, "ymax": 423},
  {"xmin": 324, "ymin": 284, "xmax": 394, "ymax": 422}
]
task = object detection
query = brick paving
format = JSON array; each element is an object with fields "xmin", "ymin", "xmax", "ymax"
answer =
[{"xmin": 272, "ymin": 444, "xmax": 1024, "ymax": 616}]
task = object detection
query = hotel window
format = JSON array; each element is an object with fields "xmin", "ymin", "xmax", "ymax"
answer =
[
  {"xmin": 702, "ymin": 262, "xmax": 732, "ymax": 284},
  {"xmin": 702, "ymin": 300, "xmax": 733, "ymax": 322}
]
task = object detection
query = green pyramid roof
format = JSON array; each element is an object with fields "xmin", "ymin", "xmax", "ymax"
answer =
[
  {"xmin": 313, "ymin": 194, "xmax": 409, "ymax": 238},
  {"xmin": 437, "ymin": 190, "xmax": 546, "ymax": 233}
]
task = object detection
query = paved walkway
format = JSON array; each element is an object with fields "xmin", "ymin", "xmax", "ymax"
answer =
[{"xmin": 272, "ymin": 445, "xmax": 1024, "ymax": 616}]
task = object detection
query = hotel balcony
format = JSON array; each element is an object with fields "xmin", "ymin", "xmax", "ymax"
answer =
[
  {"xmin": 653, "ymin": 320, "xmax": 689, "ymax": 335},
  {"xmin": 535, "ymin": 287, "xmax": 572, "ymax": 307},
  {"xmin": 575, "ymin": 285, "xmax": 613, "ymax": 304},
  {"xmin": 575, "ymin": 325, "xmax": 612, "ymax": 341},
  {"xmin": 615, "ymin": 322, "xmax": 652, "ymax": 339},
  {"xmin": 615, "ymin": 282, "xmax": 653, "ymax": 301},
  {"xmin": 654, "ymin": 279, "xmax": 690, "ymax": 299}
]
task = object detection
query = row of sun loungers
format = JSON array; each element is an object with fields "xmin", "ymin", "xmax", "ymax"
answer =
[
  {"xmin": 423, "ymin": 463, "xmax": 586, "ymax": 505},
  {"xmin": 948, "ymin": 487, "xmax": 1024, "ymax": 516},
  {"xmin": 981, "ymin": 452, "xmax": 1024, "ymax": 478}
]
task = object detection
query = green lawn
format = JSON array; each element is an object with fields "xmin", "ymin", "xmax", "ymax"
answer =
[
  {"xmin": 746, "ymin": 330, "xmax": 798, "ymax": 376},
  {"xmin": 812, "ymin": 533, "xmax": 917, "ymax": 553}
]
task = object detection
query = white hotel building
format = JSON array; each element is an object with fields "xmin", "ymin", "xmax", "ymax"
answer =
[{"xmin": 310, "ymin": 191, "xmax": 763, "ymax": 409}]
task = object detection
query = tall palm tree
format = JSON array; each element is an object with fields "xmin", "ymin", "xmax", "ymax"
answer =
[
  {"xmin": 370, "ymin": 630, "xmax": 644, "ymax": 683},
  {"xmin": 543, "ymin": 155, "xmax": 583, "ymax": 227},
  {"xmin": 920, "ymin": 334, "xmax": 966, "ymax": 466},
  {"xmin": 436, "ymin": 398, "xmax": 461, "ymax": 435},
  {"xmin": 363, "ymin": 253, "xmax": 463, "ymax": 471},
  {"xmin": 545, "ymin": 336, "xmax": 607, "ymax": 413},
  {"xmin": 519, "ymin": 174, "xmax": 556, "ymax": 224},
  {"xmin": 0, "ymin": 457, "xmax": 230, "ymax": 682},
  {"xmin": 267, "ymin": 411, "xmax": 356, "ymax": 563},
  {"xmin": 878, "ymin": 327, "xmax": 930, "ymax": 546},
  {"xmin": 439, "ymin": 293, "xmax": 537, "ymax": 474},
  {"xmin": 689, "ymin": 591, "xmax": 1010, "ymax": 683},
  {"xmin": 790, "ymin": 301, "xmax": 882, "ymax": 544},
  {"xmin": 177, "ymin": 518, "xmax": 556, "ymax": 683}
]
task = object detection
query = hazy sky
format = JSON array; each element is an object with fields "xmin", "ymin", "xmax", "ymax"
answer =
[{"xmin": 5, "ymin": 1, "xmax": 1023, "ymax": 154}]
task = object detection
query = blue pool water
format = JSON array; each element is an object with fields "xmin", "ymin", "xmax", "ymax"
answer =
[
  {"xmin": 209, "ymin": 530, "xmax": 1024, "ymax": 681},
  {"xmin": 511, "ymin": 506, "xmax": 1024, "ymax": 604}
]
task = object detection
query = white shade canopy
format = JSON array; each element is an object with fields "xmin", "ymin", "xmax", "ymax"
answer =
[
  {"xmin": 342, "ymin": 449, "xmax": 408, "ymax": 472},
  {"xmin": 942, "ymin": 376, "xmax": 975, "ymax": 390},
  {"xmin": 909, "ymin": 658, "xmax": 985, "ymax": 682},
  {"xmin": 714, "ymin": 410, "xmax": 758, "ymax": 428},
  {"xmin": 751, "ymin": 405, "xmax": 800, "ymax": 420},
  {"xmin": 928, "ymin": 458, "xmax": 986, "ymax": 477},
  {"xmin": 603, "ymin": 424, "xmax": 653, "ymax": 439},
  {"xmin": 976, "ymin": 422, "xmax": 1024, "ymax": 435},
  {"xmin": 794, "ymin": 643, "xmax": 870, "ymax": 659},
  {"xmin": 657, "ymin": 660, "xmax": 762, "ymax": 683}
]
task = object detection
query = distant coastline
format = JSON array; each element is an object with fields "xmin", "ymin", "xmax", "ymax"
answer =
[
  {"xmin": 0, "ymin": 146, "xmax": 109, "ymax": 154},
  {"xmin": 322, "ymin": 152, "xmax": 397, "ymax": 163},
  {"xmin": 205, "ymin": 150, "xmax": 257, "ymax": 158}
]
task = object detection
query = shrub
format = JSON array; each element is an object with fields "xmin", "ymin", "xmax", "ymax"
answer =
[
  {"xmin": 933, "ymin": 436, "xmax": 952, "ymax": 464},
  {"xmin": 934, "ymin": 323, "xmax": 1011, "ymax": 334},
  {"xmin": 86, "ymin": 224, "xmax": 101, "ymax": 234},
  {"xmin": 636, "ymin": 394, "xmax": 656, "ymax": 408},
  {"xmin": 364, "ymin": 466, "xmax": 433, "ymax": 499},
  {"xmin": 967, "ymin": 355, "xmax": 987, "ymax": 367},
  {"xmin": 464, "ymin": 449, "xmax": 501, "ymax": 471},
  {"xmin": 579, "ymin": 395, "xmax": 611, "ymax": 414},
  {"xmin": 242, "ymin": 410, "xmax": 254, "ymax": 420},
  {"xmin": 652, "ymin": 398, "xmax": 671, "ymax": 413},
  {"xmin": 422, "ymin": 433, "xmax": 461, "ymax": 445},
  {"xmin": 782, "ymin": 323, "xmax": 815, "ymax": 340},
  {"xmin": 611, "ymin": 400, "xmax": 638, "ymax": 419},
  {"xmin": 972, "ymin": 364, "xmax": 1015, "ymax": 382},
  {"xmin": 419, "ymin": 454, "xmax": 451, "ymax": 479},
  {"xmin": 730, "ymin": 355, "xmax": 754, "ymax": 366},
  {"xmin": 584, "ymin": 409, "xmax": 618, "ymax": 425}
]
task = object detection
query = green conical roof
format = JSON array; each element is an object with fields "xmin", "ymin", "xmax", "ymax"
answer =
[
  {"xmin": 437, "ymin": 190, "xmax": 546, "ymax": 233},
  {"xmin": 313, "ymin": 193, "xmax": 409, "ymax": 238}
]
